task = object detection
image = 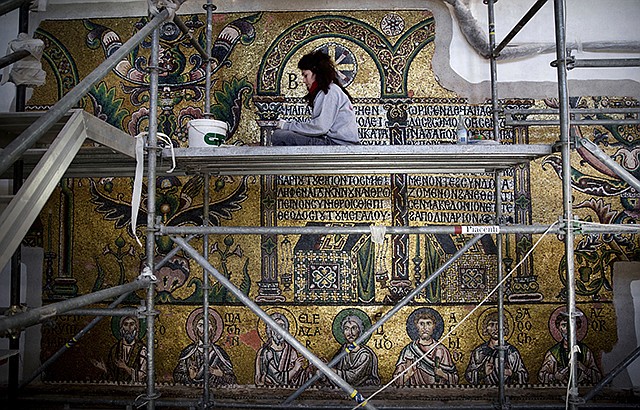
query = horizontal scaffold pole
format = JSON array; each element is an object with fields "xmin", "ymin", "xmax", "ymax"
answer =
[
  {"xmin": 0, "ymin": 0, "xmax": 30, "ymax": 17},
  {"xmin": 507, "ymin": 119, "xmax": 640, "ymax": 126},
  {"xmin": 571, "ymin": 58, "xmax": 640, "ymax": 68},
  {"xmin": 0, "ymin": 49, "xmax": 29, "ymax": 70},
  {"xmin": 161, "ymin": 224, "xmax": 559, "ymax": 236},
  {"xmin": 505, "ymin": 107, "xmax": 640, "ymax": 115},
  {"xmin": 0, "ymin": 278, "xmax": 151, "ymax": 337},
  {"xmin": 62, "ymin": 308, "xmax": 140, "ymax": 317},
  {"xmin": 19, "ymin": 291, "xmax": 134, "ymax": 389}
]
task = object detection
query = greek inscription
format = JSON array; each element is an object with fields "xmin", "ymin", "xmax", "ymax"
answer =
[
  {"xmin": 225, "ymin": 312, "xmax": 241, "ymax": 323},
  {"xmin": 281, "ymin": 102, "xmax": 311, "ymax": 118},
  {"xmin": 408, "ymin": 175, "xmax": 514, "ymax": 224},
  {"xmin": 298, "ymin": 326, "xmax": 321, "ymax": 337},
  {"xmin": 354, "ymin": 104, "xmax": 383, "ymax": 116},
  {"xmin": 277, "ymin": 175, "xmax": 391, "ymax": 223},
  {"xmin": 447, "ymin": 313, "xmax": 463, "ymax": 363},
  {"xmin": 298, "ymin": 313, "xmax": 320, "ymax": 324},
  {"xmin": 515, "ymin": 307, "xmax": 534, "ymax": 345},
  {"xmin": 354, "ymin": 103, "xmax": 387, "ymax": 144},
  {"xmin": 590, "ymin": 308, "xmax": 607, "ymax": 332},
  {"xmin": 374, "ymin": 335, "xmax": 394, "ymax": 350},
  {"xmin": 287, "ymin": 72, "xmax": 299, "ymax": 90}
]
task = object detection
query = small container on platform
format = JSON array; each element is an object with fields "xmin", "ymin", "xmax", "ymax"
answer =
[{"xmin": 188, "ymin": 119, "xmax": 228, "ymax": 147}]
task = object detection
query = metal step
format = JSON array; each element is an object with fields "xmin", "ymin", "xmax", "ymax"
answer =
[{"xmin": 0, "ymin": 110, "xmax": 136, "ymax": 270}]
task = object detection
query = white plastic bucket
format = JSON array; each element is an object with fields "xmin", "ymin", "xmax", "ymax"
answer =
[{"xmin": 188, "ymin": 119, "xmax": 228, "ymax": 147}]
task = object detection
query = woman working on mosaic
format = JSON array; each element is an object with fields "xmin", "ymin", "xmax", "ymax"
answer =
[{"xmin": 272, "ymin": 50, "xmax": 360, "ymax": 146}]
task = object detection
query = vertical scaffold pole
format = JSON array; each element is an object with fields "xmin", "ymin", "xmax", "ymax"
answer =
[
  {"xmin": 8, "ymin": 1, "xmax": 30, "ymax": 401},
  {"xmin": 485, "ymin": 0, "xmax": 507, "ymax": 406},
  {"xmin": 485, "ymin": 0, "xmax": 506, "ymax": 408},
  {"xmin": 202, "ymin": 2, "xmax": 215, "ymax": 402},
  {"xmin": 553, "ymin": 0, "xmax": 579, "ymax": 408},
  {"xmin": 204, "ymin": 0, "xmax": 215, "ymax": 118},
  {"xmin": 144, "ymin": 14, "xmax": 161, "ymax": 410},
  {"xmin": 202, "ymin": 173, "xmax": 212, "ymax": 406}
]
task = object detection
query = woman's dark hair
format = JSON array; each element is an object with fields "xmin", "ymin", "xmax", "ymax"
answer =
[{"xmin": 298, "ymin": 50, "xmax": 353, "ymax": 107}]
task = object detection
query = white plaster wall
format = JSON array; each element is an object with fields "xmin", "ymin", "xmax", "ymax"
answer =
[
  {"xmin": 604, "ymin": 262, "xmax": 640, "ymax": 389},
  {"xmin": 461, "ymin": 0, "xmax": 640, "ymax": 83}
]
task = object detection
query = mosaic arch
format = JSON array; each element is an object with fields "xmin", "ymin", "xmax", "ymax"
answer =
[
  {"xmin": 34, "ymin": 28, "xmax": 80, "ymax": 102},
  {"xmin": 256, "ymin": 14, "xmax": 436, "ymax": 97}
]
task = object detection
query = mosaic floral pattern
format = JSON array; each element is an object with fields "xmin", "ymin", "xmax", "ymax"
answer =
[{"xmin": 294, "ymin": 250, "xmax": 357, "ymax": 303}]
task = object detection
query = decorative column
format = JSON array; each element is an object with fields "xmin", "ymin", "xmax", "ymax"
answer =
[
  {"xmin": 254, "ymin": 96, "xmax": 285, "ymax": 302},
  {"xmin": 505, "ymin": 101, "xmax": 541, "ymax": 302},
  {"xmin": 384, "ymin": 100, "xmax": 412, "ymax": 302}
]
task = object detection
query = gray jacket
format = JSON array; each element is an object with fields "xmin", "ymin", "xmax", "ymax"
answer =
[{"xmin": 282, "ymin": 83, "xmax": 359, "ymax": 145}]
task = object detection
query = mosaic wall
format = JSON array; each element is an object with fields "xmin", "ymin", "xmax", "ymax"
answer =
[{"xmin": 24, "ymin": 9, "xmax": 640, "ymax": 394}]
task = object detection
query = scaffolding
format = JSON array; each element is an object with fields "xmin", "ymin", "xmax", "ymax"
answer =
[{"xmin": 0, "ymin": 0, "xmax": 640, "ymax": 409}]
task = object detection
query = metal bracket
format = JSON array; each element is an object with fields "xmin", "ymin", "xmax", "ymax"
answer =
[{"xmin": 551, "ymin": 54, "xmax": 576, "ymax": 69}]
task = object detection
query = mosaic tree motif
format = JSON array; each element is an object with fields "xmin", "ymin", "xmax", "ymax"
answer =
[
  {"xmin": 93, "ymin": 234, "xmax": 139, "ymax": 295},
  {"xmin": 201, "ymin": 235, "xmax": 251, "ymax": 304}
]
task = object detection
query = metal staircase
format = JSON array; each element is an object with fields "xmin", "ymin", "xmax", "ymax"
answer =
[{"xmin": 0, "ymin": 109, "xmax": 136, "ymax": 272}]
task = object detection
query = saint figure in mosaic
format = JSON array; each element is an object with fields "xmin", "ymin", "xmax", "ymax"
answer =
[
  {"xmin": 465, "ymin": 310, "xmax": 528, "ymax": 385},
  {"xmin": 105, "ymin": 315, "xmax": 147, "ymax": 383},
  {"xmin": 255, "ymin": 311, "xmax": 310, "ymax": 387},
  {"xmin": 329, "ymin": 308, "xmax": 380, "ymax": 386},
  {"xmin": 393, "ymin": 307, "xmax": 459, "ymax": 386},
  {"xmin": 173, "ymin": 308, "xmax": 237, "ymax": 387},
  {"xmin": 538, "ymin": 306, "xmax": 601, "ymax": 384}
]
